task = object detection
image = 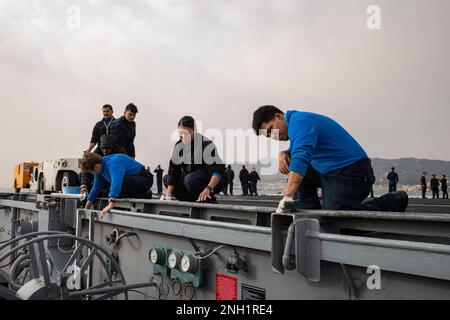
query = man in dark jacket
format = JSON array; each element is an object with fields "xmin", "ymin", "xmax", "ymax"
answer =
[
  {"xmin": 239, "ymin": 166, "xmax": 250, "ymax": 196},
  {"xmin": 162, "ymin": 116, "xmax": 227, "ymax": 203},
  {"xmin": 421, "ymin": 172, "xmax": 428, "ymax": 199},
  {"xmin": 441, "ymin": 175, "xmax": 448, "ymax": 199},
  {"xmin": 387, "ymin": 167, "xmax": 399, "ymax": 192},
  {"xmin": 249, "ymin": 168, "xmax": 261, "ymax": 196},
  {"xmin": 430, "ymin": 174, "xmax": 440, "ymax": 199},
  {"xmin": 110, "ymin": 103, "xmax": 138, "ymax": 158},
  {"xmin": 81, "ymin": 105, "xmax": 117, "ymax": 196},
  {"xmin": 226, "ymin": 165, "xmax": 235, "ymax": 196},
  {"xmin": 84, "ymin": 104, "xmax": 115, "ymax": 155},
  {"xmin": 153, "ymin": 165, "xmax": 164, "ymax": 195}
]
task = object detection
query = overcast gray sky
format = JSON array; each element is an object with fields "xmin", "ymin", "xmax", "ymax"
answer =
[{"xmin": 1, "ymin": 0, "xmax": 449, "ymax": 187}]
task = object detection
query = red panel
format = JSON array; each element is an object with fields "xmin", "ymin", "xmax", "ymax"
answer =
[{"xmin": 216, "ymin": 273, "xmax": 237, "ymax": 300}]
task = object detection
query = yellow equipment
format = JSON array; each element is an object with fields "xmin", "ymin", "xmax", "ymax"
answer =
[{"xmin": 13, "ymin": 162, "xmax": 39, "ymax": 190}]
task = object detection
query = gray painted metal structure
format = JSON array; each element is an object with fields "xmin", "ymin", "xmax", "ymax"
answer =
[{"xmin": 1, "ymin": 192, "xmax": 450, "ymax": 299}]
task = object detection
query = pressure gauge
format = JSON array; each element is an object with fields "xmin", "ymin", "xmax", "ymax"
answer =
[
  {"xmin": 180, "ymin": 255, "xmax": 198, "ymax": 273},
  {"xmin": 167, "ymin": 251, "xmax": 181, "ymax": 269},
  {"xmin": 149, "ymin": 247, "xmax": 166, "ymax": 265}
]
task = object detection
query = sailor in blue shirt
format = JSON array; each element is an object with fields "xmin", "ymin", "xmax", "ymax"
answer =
[
  {"xmin": 81, "ymin": 153, "xmax": 153, "ymax": 218},
  {"xmin": 252, "ymin": 105, "xmax": 408, "ymax": 213}
]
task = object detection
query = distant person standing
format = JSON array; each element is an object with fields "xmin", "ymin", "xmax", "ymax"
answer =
[
  {"xmin": 226, "ymin": 165, "xmax": 235, "ymax": 196},
  {"xmin": 110, "ymin": 103, "xmax": 138, "ymax": 158},
  {"xmin": 430, "ymin": 174, "xmax": 440, "ymax": 199},
  {"xmin": 153, "ymin": 165, "xmax": 164, "ymax": 195},
  {"xmin": 421, "ymin": 172, "xmax": 428, "ymax": 199},
  {"xmin": 387, "ymin": 167, "xmax": 399, "ymax": 192},
  {"xmin": 249, "ymin": 168, "xmax": 261, "ymax": 196},
  {"xmin": 239, "ymin": 165, "xmax": 250, "ymax": 196},
  {"xmin": 441, "ymin": 175, "xmax": 448, "ymax": 199}
]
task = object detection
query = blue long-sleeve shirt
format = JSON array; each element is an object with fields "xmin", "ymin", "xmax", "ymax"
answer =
[
  {"xmin": 87, "ymin": 154, "xmax": 144, "ymax": 202},
  {"xmin": 286, "ymin": 110, "xmax": 368, "ymax": 176}
]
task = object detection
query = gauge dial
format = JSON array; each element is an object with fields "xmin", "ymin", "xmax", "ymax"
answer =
[
  {"xmin": 167, "ymin": 251, "xmax": 181, "ymax": 269},
  {"xmin": 180, "ymin": 255, "xmax": 198, "ymax": 273},
  {"xmin": 149, "ymin": 247, "xmax": 166, "ymax": 265}
]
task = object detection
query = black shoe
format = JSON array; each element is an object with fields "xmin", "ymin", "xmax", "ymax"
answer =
[
  {"xmin": 202, "ymin": 195, "xmax": 218, "ymax": 204},
  {"xmin": 380, "ymin": 191, "xmax": 409, "ymax": 212}
]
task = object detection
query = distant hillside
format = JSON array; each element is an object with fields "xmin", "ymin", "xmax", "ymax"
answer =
[{"xmin": 230, "ymin": 157, "xmax": 450, "ymax": 186}]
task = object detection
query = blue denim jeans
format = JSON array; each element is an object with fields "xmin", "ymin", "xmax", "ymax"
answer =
[{"xmin": 296, "ymin": 159, "xmax": 396, "ymax": 211}]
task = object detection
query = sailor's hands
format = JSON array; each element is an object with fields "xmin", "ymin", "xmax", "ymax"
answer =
[
  {"xmin": 160, "ymin": 194, "xmax": 177, "ymax": 201},
  {"xmin": 279, "ymin": 151, "xmax": 291, "ymax": 175},
  {"xmin": 100, "ymin": 202, "xmax": 114, "ymax": 219},
  {"xmin": 81, "ymin": 184, "xmax": 88, "ymax": 196},
  {"xmin": 276, "ymin": 196, "xmax": 296, "ymax": 214},
  {"xmin": 85, "ymin": 201, "xmax": 93, "ymax": 209},
  {"xmin": 197, "ymin": 188, "xmax": 212, "ymax": 202}
]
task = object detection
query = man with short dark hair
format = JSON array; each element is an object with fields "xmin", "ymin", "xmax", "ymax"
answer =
[
  {"xmin": 84, "ymin": 104, "xmax": 115, "ymax": 155},
  {"xmin": 441, "ymin": 175, "xmax": 448, "ymax": 199},
  {"xmin": 226, "ymin": 165, "xmax": 235, "ymax": 196},
  {"xmin": 387, "ymin": 167, "xmax": 399, "ymax": 192},
  {"xmin": 430, "ymin": 174, "xmax": 440, "ymax": 199},
  {"xmin": 110, "ymin": 103, "xmax": 138, "ymax": 158},
  {"xmin": 80, "ymin": 105, "xmax": 117, "ymax": 195},
  {"xmin": 239, "ymin": 165, "xmax": 250, "ymax": 196},
  {"xmin": 421, "ymin": 172, "xmax": 428, "ymax": 199},
  {"xmin": 82, "ymin": 152, "xmax": 153, "ymax": 218},
  {"xmin": 252, "ymin": 105, "xmax": 408, "ymax": 213},
  {"xmin": 153, "ymin": 165, "xmax": 164, "ymax": 195},
  {"xmin": 249, "ymin": 168, "xmax": 261, "ymax": 196}
]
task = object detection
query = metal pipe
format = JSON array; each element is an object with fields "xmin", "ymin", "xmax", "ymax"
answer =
[
  {"xmin": 87, "ymin": 212, "xmax": 95, "ymax": 292},
  {"xmin": 8, "ymin": 254, "xmax": 30, "ymax": 290},
  {"xmin": 79, "ymin": 209, "xmax": 271, "ymax": 234},
  {"xmin": 67, "ymin": 282, "xmax": 157, "ymax": 298},
  {"xmin": 10, "ymin": 207, "xmax": 18, "ymax": 264},
  {"xmin": 282, "ymin": 223, "xmax": 296, "ymax": 270},
  {"xmin": 309, "ymin": 232, "xmax": 450, "ymax": 254}
]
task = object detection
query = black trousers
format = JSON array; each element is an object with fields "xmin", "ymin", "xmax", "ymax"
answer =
[
  {"xmin": 422, "ymin": 186, "xmax": 427, "ymax": 199},
  {"xmin": 222, "ymin": 182, "xmax": 229, "ymax": 195},
  {"xmin": 249, "ymin": 181, "xmax": 258, "ymax": 195},
  {"xmin": 228, "ymin": 181, "xmax": 234, "ymax": 195},
  {"xmin": 241, "ymin": 181, "xmax": 249, "ymax": 196},
  {"xmin": 163, "ymin": 169, "xmax": 226, "ymax": 202},
  {"xmin": 120, "ymin": 169, "xmax": 153, "ymax": 199},
  {"xmin": 432, "ymin": 187, "xmax": 439, "ymax": 199},
  {"xmin": 389, "ymin": 183, "xmax": 397, "ymax": 193},
  {"xmin": 156, "ymin": 179, "xmax": 163, "ymax": 194},
  {"xmin": 442, "ymin": 187, "xmax": 449, "ymax": 199},
  {"xmin": 296, "ymin": 159, "xmax": 402, "ymax": 211}
]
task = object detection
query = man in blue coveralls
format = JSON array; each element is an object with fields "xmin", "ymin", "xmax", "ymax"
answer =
[
  {"xmin": 252, "ymin": 105, "xmax": 409, "ymax": 213},
  {"xmin": 82, "ymin": 152, "xmax": 153, "ymax": 218}
]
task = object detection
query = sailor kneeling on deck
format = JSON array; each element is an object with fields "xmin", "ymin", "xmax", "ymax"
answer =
[
  {"xmin": 161, "ymin": 116, "xmax": 227, "ymax": 203},
  {"xmin": 82, "ymin": 153, "xmax": 153, "ymax": 218},
  {"xmin": 252, "ymin": 106, "xmax": 409, "ymax": 213}
]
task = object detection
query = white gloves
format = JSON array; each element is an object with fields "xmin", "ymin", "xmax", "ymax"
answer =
[
  {"xmin": 160, "ymin": 194, "xmax": 178, "ymax": 201},
  {"xmin": 276, "ymin": 196, "xmax": 296, "ymax": 214}
]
